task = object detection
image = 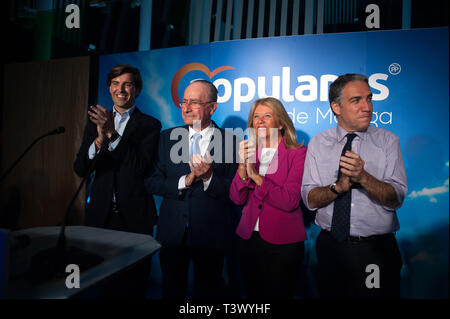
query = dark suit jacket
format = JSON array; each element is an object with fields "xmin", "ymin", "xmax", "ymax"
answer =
[
  {"xmin": 74, "ymin": 107, "xmax": 161, "ymax": 234},
  {"xmin": 146, "ymin": 122, "xmax": 239, "ymax": 249}
]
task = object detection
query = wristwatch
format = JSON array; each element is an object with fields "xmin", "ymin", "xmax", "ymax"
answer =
[{"xmin": 329, "ymin": 182, "xmax": 340, "ymax": 195}]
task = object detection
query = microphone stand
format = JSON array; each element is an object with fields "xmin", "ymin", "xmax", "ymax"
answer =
[
  {"xmin": 1, "ymin": 127, "xmax": 67, "ymax": 283},
  {"xmin": 26, "ymin": 140, "xmax": 107, "ymax": 285},
  {"xmin": 0, "ymin": 127, "xmax": 65, "ymax": 183}
]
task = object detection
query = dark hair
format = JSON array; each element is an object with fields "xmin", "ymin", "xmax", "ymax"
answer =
[
  {"xmin": 106, "ymin": 64, "xmax": 143, "ymax": 96},
  {"xmin": 329, "ymin": 73, "xmax": 368, "ymax": 105},
  {"xmin": 190, "ymin": 79, "xmax": 218, "ymax": 102}
]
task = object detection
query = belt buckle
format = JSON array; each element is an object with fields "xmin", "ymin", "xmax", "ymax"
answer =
[{"xmin": 348, "ymin": 235, "xmax": 365, "ymax": 242}]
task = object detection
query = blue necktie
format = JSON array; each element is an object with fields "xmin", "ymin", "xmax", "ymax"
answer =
[
  {"xmin": 190, "ymin": 133, "xmax": 202, "ymax": 160},
  {"xmin": 331, "ymin": 133, "xmax": 357, "ymax": 241}
]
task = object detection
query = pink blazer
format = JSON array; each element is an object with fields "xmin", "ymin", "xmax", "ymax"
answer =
[{"xmin": 230, "ymin": 138, "xmax": 308, "ymax": 245}]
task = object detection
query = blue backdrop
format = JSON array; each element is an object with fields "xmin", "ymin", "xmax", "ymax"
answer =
[{"xmin": 98, "ymin": 27, "xmax": 449, "ymax": 298}]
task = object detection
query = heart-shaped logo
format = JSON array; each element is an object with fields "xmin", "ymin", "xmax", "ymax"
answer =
[{"xmin": 171, "ymin": 63, "xmax": 235, "ymax": 107}]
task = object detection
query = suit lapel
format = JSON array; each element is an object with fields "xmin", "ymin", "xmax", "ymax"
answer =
[
  {"xmin": 256, "ymin": 137, "xmax": 287, "ymax": 176},
  {"xmin": 206, "ymin": 122, "xmax": 224, "ymax": 170},
  {"xmin": 171, "ymin": 125, "xmax": 191, "ymax": 175},
  {"xmin": 120, "ymin": 107, "xmax": 141, "ymax": 142}
]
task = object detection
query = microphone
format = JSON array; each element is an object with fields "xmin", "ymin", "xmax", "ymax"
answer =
[
  {"xmin": 3, "ymin": 126, "xmax": 102, "ymax": 285},
  {"xmin": 44, "ymin": 126, "xmax": 65, "ymax": 136},
  {"xmin": 0, "ymin": 126, "xmax": 66, "ymax": 183}
]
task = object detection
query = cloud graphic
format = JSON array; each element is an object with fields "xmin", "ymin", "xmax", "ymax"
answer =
[
  {"xmin": 145, "ymin": 61, "xmax": 176, "ymax": 128},
  {"xmin": 408, "ymin": 178, "xmax": 449, "ymax": 203}
]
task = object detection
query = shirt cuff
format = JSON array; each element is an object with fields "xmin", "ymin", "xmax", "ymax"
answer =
[
  {"xmin": 108, "ymin": 135, "xmax": 122, "ymax": 152},
  {"xmin": 381, "ymin": 181, "xmax": 407, "ymax": 211},
  {"xmin": 202, "ymin": 172, "xmax": 213, "ymax": 191},
  {"xmin": 88, "ymin": 141, "xmax": 98, "ymax": 159},
  {"xmin": 300, "ymin": 184, "xmax": 317, "ymax": 211},
  {"xmin": 178, "ymin": 175, "xmax": 188, "ymax": 190}
]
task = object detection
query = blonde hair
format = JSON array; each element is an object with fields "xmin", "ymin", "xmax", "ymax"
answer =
[{"xmin": 247, "ymin": 97, "xmax": 303, "ymax": 149}]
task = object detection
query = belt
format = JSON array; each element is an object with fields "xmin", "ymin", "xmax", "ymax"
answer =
[{"xmin": 322, "ymin": 229, "xmax": 394, "ymax": 242}]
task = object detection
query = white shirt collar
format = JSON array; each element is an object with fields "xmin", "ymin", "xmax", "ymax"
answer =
[
  {"xmin": 336, "ymin": 125, "xmax": 367, "ymax": 143},
  {"xmin": 113, "ymin": 105, "xmax": 135, "ymax": 118},
  {"xmin": 189, "ymin": 122, "xmax": 214, "ymax": 141}
]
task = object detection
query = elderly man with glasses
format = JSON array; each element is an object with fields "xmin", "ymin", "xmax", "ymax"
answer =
[{"xmin": 146, "ymin": 80, "xmax": 239, "ymax": 299}]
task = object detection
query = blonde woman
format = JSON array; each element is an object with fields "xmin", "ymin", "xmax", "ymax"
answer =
[{"xmin": 230, "ymin": 97, "xmax": 307, "ymax": 299}]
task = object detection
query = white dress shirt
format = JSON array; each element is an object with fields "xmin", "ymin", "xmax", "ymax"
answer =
[{"xmin": 253, "ymin": 147, "xmax": 277, "ymax": 231}]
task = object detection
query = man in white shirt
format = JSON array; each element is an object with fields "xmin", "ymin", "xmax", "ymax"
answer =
[{"xmin": 74, "ymin": 64, "xmax": 161, "ymax": 298}]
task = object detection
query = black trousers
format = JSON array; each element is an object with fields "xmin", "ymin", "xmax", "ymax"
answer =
[
  {"xmin": 239, "ymin": 231, "xmax": 305, "ymax": 299},
  {"xmin": 316, "ymin": 229, "xmax": 402, "ymax": 299},
  {"xmin": 159, "ymin": 228, "xmax": 225, "ymax": 300},
  {"xmin": 96, "ymin": 206, "xmax": 152, "ymax": 299}
]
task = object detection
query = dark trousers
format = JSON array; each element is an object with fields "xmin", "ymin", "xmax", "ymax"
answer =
[
  {"xmin": 239, "ymin": 231, "xmax": 305, "ymax": 299},
  {"xmin": 97, "ymin": 206, "xmax": 152, "ymax": 299},
  {"xmin": 316, "ymin": 230, "xmax": 402, "ymax": 299},
  {"xmin": 159, "ymin": 228, "xmax": 225, "ymax": 300}
]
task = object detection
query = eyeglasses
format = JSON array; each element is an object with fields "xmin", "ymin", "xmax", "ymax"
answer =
[{"xmin": 179, "ymin": 100, "xmax": 215, "ymax": 109}]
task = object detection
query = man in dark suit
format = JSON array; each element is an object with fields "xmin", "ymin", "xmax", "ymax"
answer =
[
  {"xmin": 74, "ymin": 64, "xmax": 161, "ymax": 298},
  {"xmin": 146, "ymin": 80, "xmax": 238, "ymax": 299}
]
